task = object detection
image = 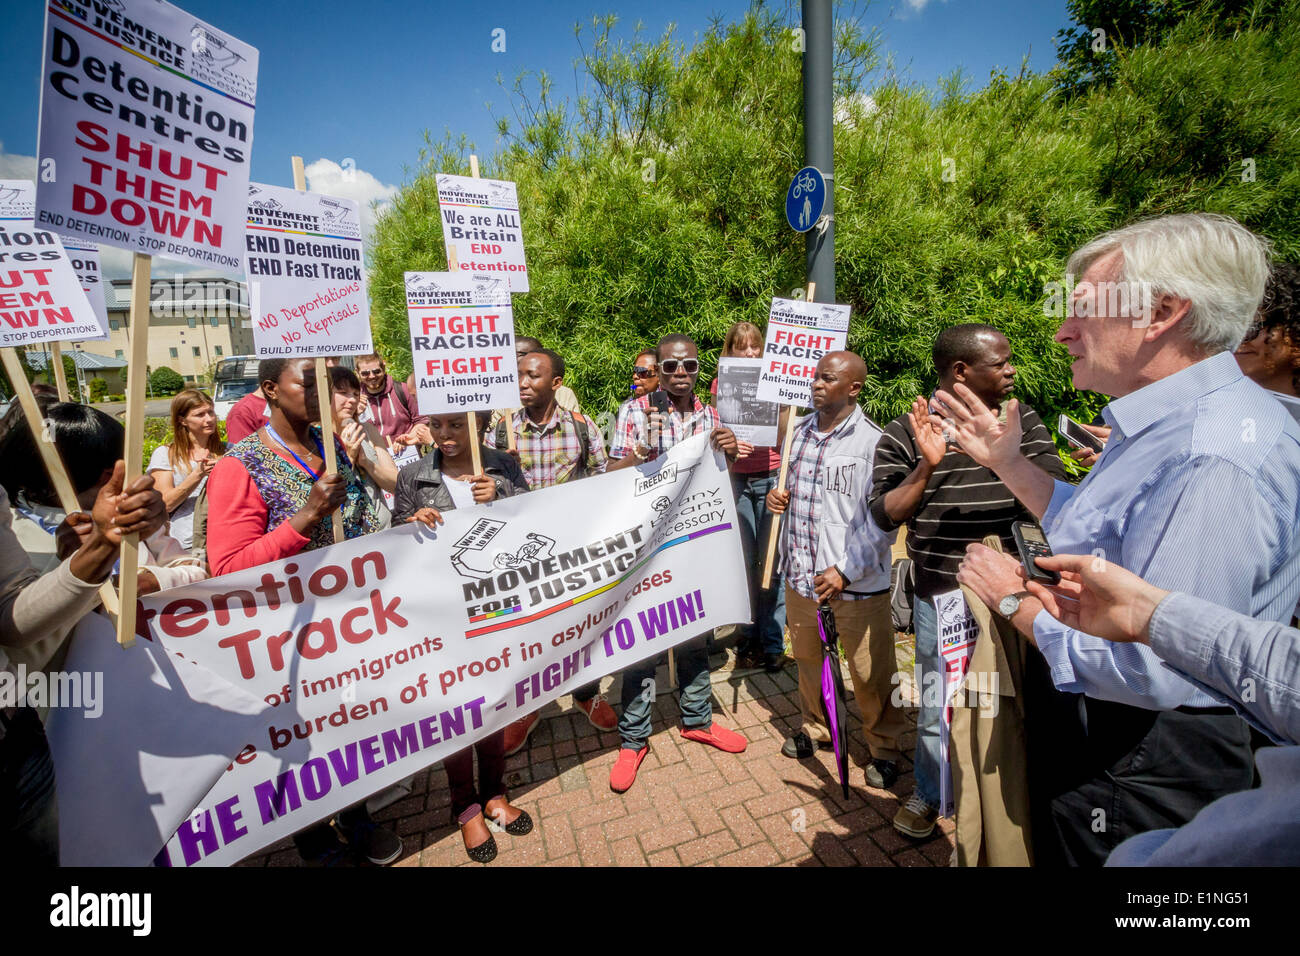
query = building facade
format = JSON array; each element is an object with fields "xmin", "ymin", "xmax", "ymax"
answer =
[{"xmin": 75, "ymin": 275, "xmax": 256, "ymax": 386}]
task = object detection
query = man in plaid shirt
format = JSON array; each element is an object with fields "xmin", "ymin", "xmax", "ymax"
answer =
[
  {"xmin": 485, "ymin": 348, "xmax": 618, "ymax": 751},
  {"xmin": 606, "ymin": 333, "xmax": 750, "ymax": 793},
  {"xmin": 767, "ymin": 352, "xmax": 906, "ymax": 790}
]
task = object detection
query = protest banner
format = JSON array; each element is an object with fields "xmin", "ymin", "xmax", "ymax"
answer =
[
  {"xmin": 436, "ymin": 170, "xmax": 529, "ymax": 293},
  {"xmin": 933, "ymin": 588, "xmax": 979, "ymax": 817},
  {"xmin": 754, "ymin": 296, "xmax": 850, "ymax": 407},
  {"xmin": 45, "ymin": 612, "xmax": 272, "ymax": 866},
  {"xmin": 716, "ymin": 357, "xmax": 779, "ymax": 447},
  {"xmin": 245, "ymin": 180, "xmax": 369, "ymax": 358},
  {"xmin": 35, "ymin": 0, "xmax": 258, "ymax": 272},
  {"xmin": 46, "ymin": 432, "xmax": 751, "ymax": 866}
]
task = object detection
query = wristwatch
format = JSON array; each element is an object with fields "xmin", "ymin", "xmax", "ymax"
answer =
[{"xmin": 996, "ymin": 590, "xmax": 1035, "ymax": 619}]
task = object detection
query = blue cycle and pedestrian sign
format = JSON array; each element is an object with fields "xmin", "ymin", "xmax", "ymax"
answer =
[{"xmin": 785, "ymin": 166, "xmax": 826, "ymax": 233}]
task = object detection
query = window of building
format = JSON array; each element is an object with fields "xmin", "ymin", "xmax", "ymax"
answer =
[
  {"xmin": 114, "ymin": 350, "xmax": 124, "ymax": 359},
  {"xmin": 109, "ymin": 319, "xmax": 120, "ymax": 331},
  {"xmin": 187, "ymin": 318, "xmax": 197, "ymax": 329},
  {"xmin": 214, "ymin": 345, "xmax": 223, "ymax": 356},
  {"xmin": 192, "ymin": 347, "xmax": 201, "ymax": 357},
  {"xmin": 210, "ymin": 316, "xmax": 219, "ymax": 327},
  {"xmin": 169, "ymin": 347, "xmax": 178, "ymax": 358}
]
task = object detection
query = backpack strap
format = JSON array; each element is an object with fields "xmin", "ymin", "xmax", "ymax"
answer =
[{"xmin": 572, "ymin": 411, "xmax": 593, "ymax": 479}]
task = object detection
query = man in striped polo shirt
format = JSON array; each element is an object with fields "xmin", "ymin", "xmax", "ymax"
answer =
[{"xmin": 868, "ymin": 323, "xmax": 1065, "ymax": 839}]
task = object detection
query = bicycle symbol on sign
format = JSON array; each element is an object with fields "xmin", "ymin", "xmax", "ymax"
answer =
[{"xmin": 791, "ymin": 171, "xmax": 818, "ymax": 198}]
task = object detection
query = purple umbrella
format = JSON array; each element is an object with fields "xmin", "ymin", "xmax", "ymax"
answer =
[{"xmin": 817, "ymin": 602, "xmax": 851, "ymax": 798}]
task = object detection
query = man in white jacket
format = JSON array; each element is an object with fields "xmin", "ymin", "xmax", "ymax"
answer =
[{"xmin": 767, "ymin": 352, "xmax": 906, "ymax": 789}]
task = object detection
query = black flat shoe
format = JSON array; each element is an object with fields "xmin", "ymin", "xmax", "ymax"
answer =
[
  {"xmin": 503, "ymin": 809, "xmax": 533, "ymax": 836},
  {"xmin": 464, "ymin": 832, "xmax": 498, "ymax": 864},
  {"xmin": 782, "ymin": 731, "xmax": 816, "ymax": 759}
]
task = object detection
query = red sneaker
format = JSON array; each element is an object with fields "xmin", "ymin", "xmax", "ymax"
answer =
[
  {"xmin": 609, "ymin": 746, "xmax": 649, "ymax": 793},
  {"xmin": 503, "ymin": 712, "xmax": 541, "ymax": 757},
  {"xmin": 575, "ymin": 693, "xmax": 617, "ymax": 731},
  {"xmin": 680, "ymin": 722, "xmax": 748, "ymax": 753}
]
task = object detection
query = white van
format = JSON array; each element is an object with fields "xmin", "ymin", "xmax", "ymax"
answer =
[{"xmin": 212, "ymin": 356, "xmax": 260, "ymax": 422}]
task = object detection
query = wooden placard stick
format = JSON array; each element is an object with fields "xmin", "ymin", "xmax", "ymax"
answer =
[
  {"xmin": 49, "ymin": 342, "xmax": 70, "ymax": 401},
  {"xmin": 291, "ymin": 156, "xmax": 345, "ymax": 545},
  {"xmin": 465, "ymin": 154, "xmax": 516, "ymax": 454},
  {"xmin": 1, "ymin": 348, "xmax": 119, "ymax": 616},
  {"xmin": 760, "ymin": 281, "xmax": 815, "ymax": 589},
  {"xmin": 115, "ymin": 252, "xmax": 154, "ymax": 647},
  {"xmin": 445, "ymin": 236, "xmax": 485, "ymax": 478}
]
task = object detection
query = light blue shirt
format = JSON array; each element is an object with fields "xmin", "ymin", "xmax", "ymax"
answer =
[
  {"xmin": 1107, "ymin": 590, "xmax": 1300, "ymax": 866},
  {"xmin": 1147, "ymin": 591, "xmax": 1300, "ymax": 745},
  {"xmin": 1034, "ymin": 351, "xmax": 1300, "ymax": 709}
]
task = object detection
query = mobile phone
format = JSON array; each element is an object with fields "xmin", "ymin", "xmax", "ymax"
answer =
[
  {"xmin": 648, "ymin": 390, "xmax": 672, "ymax": 454},
  {"xmin": 1011, "ymin": 521, "xmax": 1060, "ymax": 584},
  {"xmin": 1058, "ymin": 413, "xmax": 1105, "ymax": 454}
]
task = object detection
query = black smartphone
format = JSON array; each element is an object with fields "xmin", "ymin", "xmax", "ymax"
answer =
[
  {"xmin": 1058, "ymin": 413, "xmax": 1105, "ymax": 454},
  {"xmin": 648, "ymin": 389, "xmax": 672, "ymax": 454},
  {"xmin": 1011, "ymin": 520, "xmax": 1060, "ymax": 584}
]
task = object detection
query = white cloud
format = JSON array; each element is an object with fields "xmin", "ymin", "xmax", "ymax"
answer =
[
  {"xmin": 0, "ymin": 143, "xmax": 36, "ymax": 180},
  {"xmin": 905, "ymin": 0, "xmax": 948, "ymax": 12},
  {"xmin": 303, "ymin": 158, "xmax": 399, "ymax": 252},
  {"xmin": 835, "ymin": 92, "xmax": 879, "ymax": 129}
]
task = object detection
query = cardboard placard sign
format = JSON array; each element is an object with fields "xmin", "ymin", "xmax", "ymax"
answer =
[
  {"xmin": 435, "ymin": 173, "xmax": 529, "ymax": 292},
  {"xmin": 716, "ymin": 357, "xmax": 779, "ymax": 447},
  {"xmin": 405, "ymin": 271, "xmax": 517, "ymax": 415},
  {"xmin": 245, "ymin": 181, "xmax": 370, "ymax": 357},
  {"xmin": 35, "ymin": 0, "xmax": 258, "ymax": 271},
  {"xmin": 755, "ymin": 297, "xmax": 851, "ymax": 407}
]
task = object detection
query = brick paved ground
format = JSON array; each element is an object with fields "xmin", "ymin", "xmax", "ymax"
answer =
[{"xmin": 237, "ymin": 629, "xmax": 956, "ymax": 868}]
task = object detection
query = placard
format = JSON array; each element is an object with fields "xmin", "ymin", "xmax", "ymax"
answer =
[
  {"xmin": 934, "ymin": 588, "xmax": 978, "ymax": 818},
  {"xmin": 717, "ymin": 357, "xmax": 779, "ymax": 446},
  {"xmin": 35, "ymin": 0, "xmax": 258, "ymax": 271},
  {"xmin": 2, "ymin": 179, "xmax": 108, "ymax": 339},
  {"xmin": 405, "ymin": 271, "xmax": 517, "ymax": 414},
  {"xmin": 245, "ymin": 182, "xmax": 370, "ymax": 357},
  {"xmin": 436, "ymin": 173, "xmax": 529, "ymax": 292},
  {"xmin": 755, "ymin": 297, "xmax": 851, "ymax": 406}
]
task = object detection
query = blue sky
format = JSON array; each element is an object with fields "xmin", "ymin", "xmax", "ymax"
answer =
[{"xmin": 0, "ymin": 0, "xmax": 1070, "ymax": 276}]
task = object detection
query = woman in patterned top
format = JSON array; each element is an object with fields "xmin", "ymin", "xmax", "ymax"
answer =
[
  {"xmin": 205, "ymin": 357, "xmax": 381, "ymax": 577},
  {"xmin": 203, "ymin": 357, "xmax": 397, "ymax": 866}
]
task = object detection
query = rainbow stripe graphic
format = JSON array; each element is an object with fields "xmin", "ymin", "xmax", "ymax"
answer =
[
  {"xmin": 48, "ymin": 5, "xmax": 256, "ymax": 109},
  {"xmin": 246, "ymin": 224, "xmax": 359, "ymax": 243},
  {"xmin": 464, "ymin": 522, "xmax": 731, "ymax": 639}
]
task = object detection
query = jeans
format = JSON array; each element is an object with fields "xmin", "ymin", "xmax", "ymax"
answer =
[
  {"xmin": 911, "ymin": 596, "xmax": 942, "ymax": 808},
  {"xmin": 619, "ymin": 633, "xmax": 712, "ymax": 749},
  {"xmin": 0, "ymin": 707, "xmax": 59, "ymax": 866},
  {"xmin": 446, "ymin": 729, "xmax": 508, "ymax": 824},
  {"xmin": 730, "ymin": 470, "xmax": 786, "ymax": 655}
]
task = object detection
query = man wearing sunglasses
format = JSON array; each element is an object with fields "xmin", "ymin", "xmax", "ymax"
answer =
[
  {"xmin": 605, "ymin": 333, "xmax": 747, "ymax": 792},
  {"xmin": 355, "ymin": 354, "xmax": 428, "ymax": 452}
]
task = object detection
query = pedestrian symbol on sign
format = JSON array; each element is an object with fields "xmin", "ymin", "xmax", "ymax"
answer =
[{"xmin": 785, "ymin": 167, "xmax": 826, "ymax": 234}]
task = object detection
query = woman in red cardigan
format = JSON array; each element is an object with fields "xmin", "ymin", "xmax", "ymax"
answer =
[{"xmin": 204, "ymin": 356, "xmax": 397, "ymax": 865}]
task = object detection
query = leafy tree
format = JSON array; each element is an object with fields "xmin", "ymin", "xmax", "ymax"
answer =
[
  {"xmin": 89, "ymin": 378, "xmax": 108, "ymax": 403},
  {"xmin": 149, "ymin": 366, "xmax": 184, "ymax": 396},
  {"xmin": 369, "ymin": 1, "xmax": 1299, "ymax": 444}
]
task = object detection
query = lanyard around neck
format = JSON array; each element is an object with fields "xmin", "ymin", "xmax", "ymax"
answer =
[{"xmin": 265, "ymin": 422, "xmax": 324, "ymax": 481}]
